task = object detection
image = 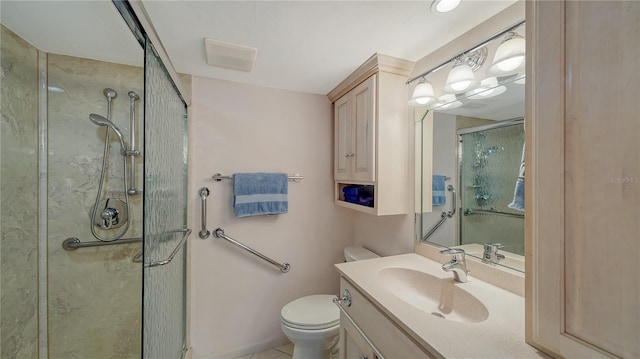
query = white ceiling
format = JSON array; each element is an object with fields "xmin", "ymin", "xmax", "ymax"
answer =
[{"xmin": 1, "ymin": 0, "xmax": 517, "ymax": 95}]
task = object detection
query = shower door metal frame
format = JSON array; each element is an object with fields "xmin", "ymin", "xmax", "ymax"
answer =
[{"xmin": 111, "ymin": 1, "xmax": 191, "ymax": 358}]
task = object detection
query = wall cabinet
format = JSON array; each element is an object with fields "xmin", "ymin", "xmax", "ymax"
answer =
[
  {"xmin": 334, "ymin": 75, "xmax": 376, "ymax": 182},
  {"xmin": 328, "ymin": 54, "xmax": 414, "ymax": 216},
  {"xmin": 527, "ymin": 1, "xmax": 639, "ymax": 358},
  {"xmin": 338, "ymin": 278, "xmax": 432, "ymax": 359}
]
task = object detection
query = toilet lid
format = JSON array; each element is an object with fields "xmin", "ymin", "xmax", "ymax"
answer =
[{"xmin": 281, "ymin": 295, "xmax": 340, "ymax": 330}]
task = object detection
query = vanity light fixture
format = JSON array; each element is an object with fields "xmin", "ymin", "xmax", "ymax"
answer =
[
  {"xmin": 431, "ymin": 0, "xmax": 461, "ymax": 14},
  {"xmin": 430, "ymin": 94, "xmax": 462, "ymax": 110},
  {"xmin": 465, "ymin": 77, "xmax": 507, "ymax": 99},
  {"xmin": 408, "ymin": 78, "xmax": 437, "ymax": 106},
  {"xmin": 487, "ymin": 32, "xmax": 525, "ymax": 76},
  {"xmin": 443, "ymin": 57, "xmax": 480, "ymax": 94}
]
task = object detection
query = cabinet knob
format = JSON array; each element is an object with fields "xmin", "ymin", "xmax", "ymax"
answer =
[{"xmin": 345, "ymin": 153, "xmax": 355, "ymax": 158}]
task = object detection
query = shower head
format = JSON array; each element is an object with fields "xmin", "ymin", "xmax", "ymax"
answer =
[
  {"xmin": 103, "ymin": 88, "xmax": 117, "ymax": 100},
  {"xmin": 128, "ymin": 91, "xmax": 140, "ymax": 101},
  {"xmin": 89, "ymin": 114, "xmax": 127, "ymax": 151}
]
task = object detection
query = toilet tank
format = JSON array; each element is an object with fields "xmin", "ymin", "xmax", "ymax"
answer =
[{"xmin": 344, "ymin": 246, "xmax": 379, "ymax": 262}]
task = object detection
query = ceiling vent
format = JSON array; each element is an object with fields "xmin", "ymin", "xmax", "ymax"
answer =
[{"xmin": 204, "ymin": 38, "xmax": 257, "ymax": 72}]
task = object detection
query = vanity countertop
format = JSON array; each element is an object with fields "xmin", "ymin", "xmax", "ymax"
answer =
[{"xmin": 335, "ymin": 253, "xmax": 549, "ymax": 359}]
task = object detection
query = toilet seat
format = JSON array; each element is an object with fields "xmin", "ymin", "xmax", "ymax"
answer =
[{"xmin": 281, "ymin": 295, "xmax": 340, "ymax": 330}]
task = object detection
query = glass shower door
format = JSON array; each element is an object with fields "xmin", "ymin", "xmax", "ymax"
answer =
[
  {"xmin": 458, "ymin": 122, "xmax": 525, "ymax": 255},
  {"xmin": 142, "ymin": 39, "xmax": 189, "ymax": 358}
]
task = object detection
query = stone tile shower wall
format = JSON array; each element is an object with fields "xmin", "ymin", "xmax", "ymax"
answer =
[
  {"xmin": 46, "ymin": 53, "xmax": 144, "ymax": 358},
  {"xmin": 0, "ymin": 24, "xmax": 39, "ymax": 359},
  {"xmin": 1, "ymin": 23, "xmax": 145, "ymax": 358}
]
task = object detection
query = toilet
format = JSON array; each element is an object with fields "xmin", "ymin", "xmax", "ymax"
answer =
[{"xmin": 280, "ymin": 246, "xmax": 379, "ymax": 359}]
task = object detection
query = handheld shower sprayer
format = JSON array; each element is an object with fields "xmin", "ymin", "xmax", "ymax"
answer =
[
  {"xmin": 89, "ymin": 88, "xmax": 131, "ymax": 242},
  {"xmin": 89, "ymin": 113, "xmax": 127, "ymax": 153}
]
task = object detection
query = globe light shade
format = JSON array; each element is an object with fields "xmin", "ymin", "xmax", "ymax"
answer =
[
  {"xmin": 487, "ymin": 33, "xmax": 526, "ymax": 76},
  {"xmin": 430, "ymin": 94, "xmax": 462, "ymax": 110},
  {"xmin": 465, "ymin": 77, "xmax": 507, "ymax": 99},
  {"xmin": 443, "ymin": 63, "xmax": 479, "ymax": 94},
  {"xmin": 408, "ymin": 79, "xmax": 437, "ymax": 106}
]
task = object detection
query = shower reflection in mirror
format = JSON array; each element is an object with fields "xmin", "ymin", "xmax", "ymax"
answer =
[
  {"xmin": 458, "ymin": 120, "xmax": 524, "ymax": 255},
  {"xmin": 88, "ymin": 88, "xmax": 141, "ymax": 242}
]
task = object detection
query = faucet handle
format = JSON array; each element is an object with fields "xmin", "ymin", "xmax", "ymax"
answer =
[
  {"xmin": 440, "ymin": 248, "xmax": 466, "ymax": 260},
  {"xmin": 484, "ymin": 242, "xmax": 504, "ymax": 250},
  {"xmin": 483, "ymin": 243, "xmax": 505, "ymax": 264}
]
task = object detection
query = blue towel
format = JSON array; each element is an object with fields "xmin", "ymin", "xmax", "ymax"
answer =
[
  {"xmin": 432, "ymin": 175, "xmax": 447, "ymax": 206},
  {"xmin": 507, "ymin": 145, "xmax": 525, "ymax": 211},
  {"xmin": 233, "ymin": 173, "xmax": 288, "ymax": 217}
]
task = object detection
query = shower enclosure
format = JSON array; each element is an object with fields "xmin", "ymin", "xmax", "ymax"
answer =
[
  {"xmin": 458, "ymin": 120, "xmax": 524, "ymax": 255},
  {"xmin": 1, "ymin": 1, "xmax": 190, "ymax": 358}
]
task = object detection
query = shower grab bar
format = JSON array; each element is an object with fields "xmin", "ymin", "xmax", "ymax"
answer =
[
  {"xmin": 145, "ymin": 228, "xmax": 191, "ymax": 268},
  {"xmin": 421, "ymin": 184, "xmax": 456, "ymax": 243},
  {"xmin": 63, "ymin": 236, "xmax": 142, "ymax": 250},
  {"xmin": 464, "ymin": 208, "xmax": 524, "ymax": 219},
  {"xmin": 199, "ymin": 187, "xmax": 211, "ymax": 239},
  {"xmin": 212, "ymin": 173, "xmax": 304, "ymax": 182},
  {"xmin": 213, "ymin": 227, "xmax": 290, "ymax": 273}
]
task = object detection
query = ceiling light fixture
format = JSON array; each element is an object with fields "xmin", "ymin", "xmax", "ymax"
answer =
[
  {"xmin": 408, "ymin": 78, "xmax": 437, "ymax": 106},
  {"xmin": 431, "ymin": 0, "xmax": 461, "ymax": 14},
  {"xmin": 487, "ymin": 32, "xmax": 525, "ymax": 76}
]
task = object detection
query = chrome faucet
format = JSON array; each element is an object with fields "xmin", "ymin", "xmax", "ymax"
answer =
[
  {"xmin": 440, "ymin": 248, "xmax": 469, "ymax": 283},
  {"xmin": 482, "ymin": 242, "xmax": 505, "ymax": 265}
]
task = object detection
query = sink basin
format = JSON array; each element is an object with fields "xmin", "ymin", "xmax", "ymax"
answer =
[{"xmin": 377, "ymin": 267, "xmax": 489, "ymax": 323}]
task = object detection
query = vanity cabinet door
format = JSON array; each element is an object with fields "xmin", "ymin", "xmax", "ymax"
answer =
[
  {"xmin": 527, "ymin": 1, "xmax": 640, "ymax": 358},
  {"xmin": 340, "ymin": 317, "xmax": 375, "ymax": 359},
  {"xmin": 339, "ymin": 278, "xmax": 433, "ymax": 358}
]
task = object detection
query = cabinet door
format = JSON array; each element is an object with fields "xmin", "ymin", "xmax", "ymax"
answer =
[
  {"xmin": 351, "ymin": 75, "xmax": 376, "ymax": 182},
  {"xmin": 334, "ymin": 94, "xmax": 352, "ymax": 180},
  {"xmin": 340, "ymin": 317, "xmax": 375, "ymax": 359},
  {"xmin": 527, "ymin": 1, "xmax": 640, "ymax": 358}
]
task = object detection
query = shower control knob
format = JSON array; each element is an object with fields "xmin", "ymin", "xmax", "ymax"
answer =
[{"xmin": 100, "ymin": 207, "xmax": 120, "ymax": 229}]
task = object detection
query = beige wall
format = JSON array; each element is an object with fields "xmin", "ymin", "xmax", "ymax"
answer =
[
  {"xmin": 1, "ymin": 24, "xmax": 39, "ymax": 359},
  {"xmin": 188, "ymin": 76, "xmax": 354, "ymax": 358}
]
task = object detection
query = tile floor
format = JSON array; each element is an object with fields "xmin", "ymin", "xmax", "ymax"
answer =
[
  {"xmin": 234, "ymin": 342, "xmax": 340, "ymax": 359},
  {"xmin": 233, "ymin": 343, "xmax": 293, "ymax": 359}
]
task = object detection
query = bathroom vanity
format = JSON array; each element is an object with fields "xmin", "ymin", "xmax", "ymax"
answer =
[{"xmin": 334, "ymin": 254, "xmax": 547, "ymax": 359}]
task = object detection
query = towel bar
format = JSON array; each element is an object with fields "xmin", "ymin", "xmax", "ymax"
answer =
[
  {"xmin": 212, "ymin": 173, "xmax": 303, "ymax": 182},
  {"xmin": 213, "ymin": 227, "xmax": 290, "ymax": 273}
]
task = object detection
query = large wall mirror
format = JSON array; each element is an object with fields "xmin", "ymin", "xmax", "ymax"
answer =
[{"xmin": 414, "ymin": 21, "xmax": 525, "ymax": 272}]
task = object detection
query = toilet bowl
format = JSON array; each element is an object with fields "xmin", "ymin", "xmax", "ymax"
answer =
[{"xmin": 280, "ymin": 247, "xmax": 379, "ymax": 359}]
